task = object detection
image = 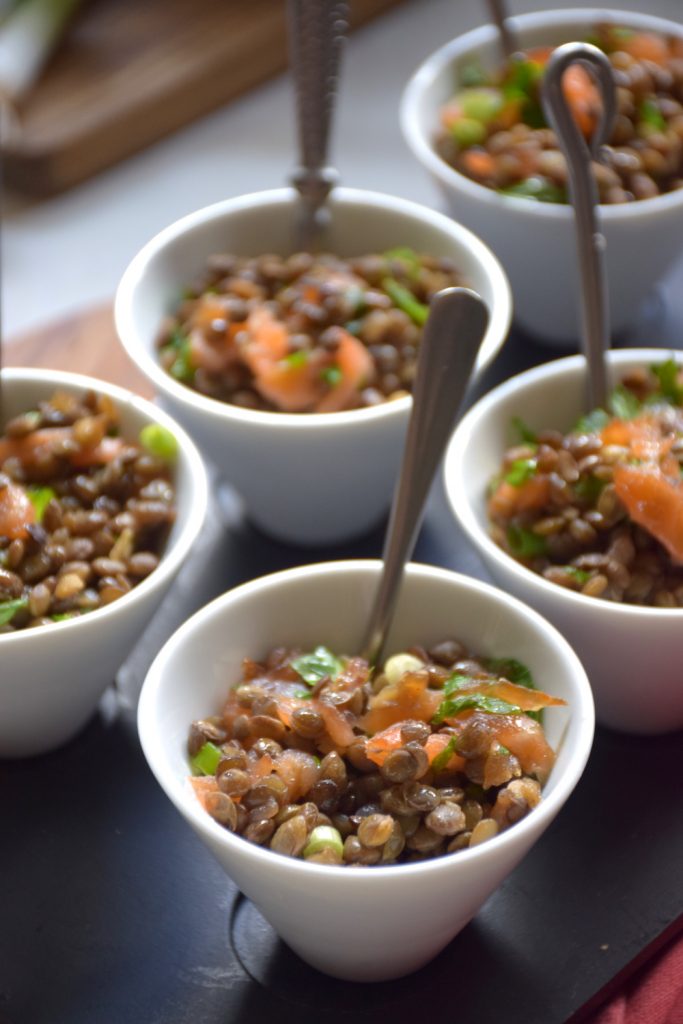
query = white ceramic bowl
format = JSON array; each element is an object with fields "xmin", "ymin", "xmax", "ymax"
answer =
[
  {"xmin": 401, "ymin": 9, "xmax": 683, "ymax": 345},
  {"xmin": 0, "ymin": 369, "xmax": 208, "ymax": 759},
  {"xmin": 115, "ymin": 187, "xmax": 511, "ymax": 546},
  {"xmin": 138, "ymin": 559, "xmax": 593, "ymax": 981},
  {"xmin": 445, "ymin": 347, "xmax": 683, "ymax": 735}
]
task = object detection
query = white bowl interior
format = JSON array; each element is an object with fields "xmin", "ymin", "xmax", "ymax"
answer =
[{"xmin": 139, "ymin": 560, "xmax": 593, "ymax": 979}]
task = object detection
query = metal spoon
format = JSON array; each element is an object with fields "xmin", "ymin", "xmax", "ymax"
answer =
[
  {"xmin": 485, "ymin": 0, "xmax": 518, "ymax": 60},
  {"xmin": 541, "ymin": 42, "xmax": 617, "ymax": 411},
  {"xmin": 287, "ymin": 0, "xmax": 348, "ymax": 251},
  {"xmin": 361, "ymin": 288, "xmax": 489, "ymax": 667}
]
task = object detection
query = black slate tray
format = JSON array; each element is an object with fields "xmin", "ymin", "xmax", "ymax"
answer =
[{"xmin": 3, "ymin": 284, "xmax": 683, "ymax": 1024}]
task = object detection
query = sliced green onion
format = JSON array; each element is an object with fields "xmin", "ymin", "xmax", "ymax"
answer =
[
  {"xmin": 506, "ymin": 524, "xmax": 547, "ymax": 558},
  {"xmin": 500, "ymin": 176, "xmax": 565, "ymax": 204},
  {"xmin": 451, "ymin": 116, "xmax": 487, "ymax": 148},
  {"xmin": 431, "ymin": 736, "xmax": 459, "ymax": 773},
  {"xmin": 321, "ymin": 365, "xmax": 343, "ymax": 388},
  {"xmin": 650, "ymin": 359, "xmax": 683, "ymax": 405},
  {"xmin": 638, "ymin": 98, "xmax": 666, "ymax": 135},
  {"xmin": 608, "ymin": 385, "xmax": 641, "ymax": 420},
  {"xmin": 382, "ymin": 277, "xmax": 429, "ymax": 326},
  {"xmin": 504, "ymin": 458, "xmax": 537, "ymax": 486},
  {"xmin": 512, "ymin": 416, "xmax": 538, "ymax": 444},
  {"xmin": 0, "ymin": 597, "xmax": 28, "ymax": 627},
  {"xmin": 303, "ymin": 825, "xmax": 344, "ymax": 860},
  {"xmin": 191, "ymin": 741, "xmax": 223, "ymax": 776},
  {"xmin": 27, "ymin": 485, "xmax": 56, "ymax": 522},
  {"xmin": 139, "ymin": 424, "xmax": 178, "ymax": 463}
]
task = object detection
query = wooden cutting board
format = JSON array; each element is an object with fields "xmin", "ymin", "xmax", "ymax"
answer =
[
  {"xmin": 6, "ymin": 304, "xmax": 151, "ymax": 394},
  {"xmin": 4, "ymin": 0, "xmax": 405, "ymax": 196}
]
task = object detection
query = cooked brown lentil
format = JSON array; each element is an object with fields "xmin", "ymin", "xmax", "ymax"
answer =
[
  {"xmin": 0, "ymin": 390, "xmax": 177, "ymax": 632},
  {"xmin": 188, "ymin": 641, "xmax": 564, "ymax": 866},
  {"xmin": 157, "ymin": 250, "xmax": 466, "ymax": 413},
  {"xmin": 488, "ymin": 362, "xmax": 683, "ymax": 605},
  {"xmin": 436, "ymin": 23, "xmax": 683, "ymax": 204}
]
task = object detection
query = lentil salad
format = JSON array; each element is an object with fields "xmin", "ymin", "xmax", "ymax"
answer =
[
  {"xmin": 0, "ymin": 390, "xmax": 177, "ymax": 632},
  {"xmin": 435, "ymin": 23, "xmax": 683, "ymax": 204},
  {"xmin": 488, "ymin": 360, "xmax": 683, "ymax": 606},
  {"xmin": 188, "ymin": 640, "xmax": 564, "ymax": 866},
  {"xmin": 156, "ymin": 249, "xmax": 465, "ymax": 413}
]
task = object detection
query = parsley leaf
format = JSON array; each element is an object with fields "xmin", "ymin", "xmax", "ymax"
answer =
[
  {"xmin": 574, "ymin": 408, "xmax": 610, "ymax": 434},
  {"xmin": 431, "ymin": 736, "xmax": 459, "ymax": 773},
  {"xmin": 291, "ymin": 646, "xmax": 343, "ymax": 687},
  {"xmin": 512, "ymin": 416, "xmax": 538, "ymax": 444},
  {"xmin": 506, "ymin": 524, "xmax": 547, "ymax": 558},
  {"xmin": 433, "ymin": 693, "xmax": 522, "ymax": 724},
  {"xmin": 650, "ymin": 359, "xmax": 683, "ymax": 404},
  {"xmin": 609, "ymin": 385, "xmax": 641, "ymax": 420},
  {"xmin": 27, "ymin": 486, "xmax": 56, "ymax": 523},
  {"xmin": 0, "ymin": 598, "xmax": 29, "ymax": 627}
]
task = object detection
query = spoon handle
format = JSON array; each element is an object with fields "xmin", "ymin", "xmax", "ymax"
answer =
[
  {"xmin": 362, "ymin": 288, "xmax": 489, "ymax": 667},
  {"xmin": 287, "ymin": 0, "xmax": 348, "ymax": 250},
  {"xmin": 485, "ymin": 0, "xmax": 517, "ymax": 59},
  {"xmin": 541, "ymin": 42, "xmax": 617, "ymax": 412}
]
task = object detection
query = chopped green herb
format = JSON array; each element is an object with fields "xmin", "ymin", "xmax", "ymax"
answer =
[
  {"xmin": 504, "ymin": 457, "xmax": 538, "ymax": 486},
  {"xmin": 51, "ymin": 612, "xmax": 78, "ymax": 622},
  {"xmin": 512, "ymin": 416, "xmax": 538, "ymax": 444},
  {"xmin": 0, "ymin": 597, "xmax": 28, "ymax": 627},
  {"xmin": 293, "ymin": 689, "xmax": 314, "ymax": 700},
  {"xmin": 638, "ymin": 98, "xmax": 666, "ymax": 134},
  {"xmin": 443, "ymin": 673, "xmax": 471, "ymax": 698},
  {"xmin": 433, "ymin": 693, "xmax": 521, "ymax": 724},
  {"xmin": 321, "ymin": 365, "xmax": 343, "ymax": 388},
  {"xmin": 163, "ymin": 328, "xmax": 194, "ymax": 382},
  {"xmin": 609, "ymin": 385, "xmax": 641, "ymax": 420},
  {"xmin": 501, "ymin": 176, "xmax": 565, "ymax": 204},
  {"xmin": 563, "ymin": 566, "xmax": 591, "ymax": 585},
  {"xmin": 27, "ymin": 485, "xmax": 56, "ymax": 523},
  {"xmin": 458, "ymin": 57, "xmax": 489, "ymax": 88},
  {"xmin": 139, "ymin": 423, "xmax": 178, "ymax": 462},
  {"xmin": 383, "ymin": 247, "xmax": 420, "ymax": 278},
  {"xmin": 574, "ymin": 474, "xmax": 606, "ymax": 504},
  {"xmin": 506, "ymin": 524, "xmax": 547, "ymax": 558},
  {"xmin": 382, "ymin": 277, "xmax": 429, "ymax": 326},
  {"xmin": 497, "ymin": 744, "xmax": 511, "ymax": 756},
  {"xmin": 485, "ymin": 657, "xmax": 534, "ymax": 690},
  {"xmin": 431, "ymin": 736, "xmax": 459, "ymax": 773},
  {"xmin": 291, "ymin": 646, "xmax": 344, "ymax": 687},
  {"xmin": 283, "ymin": 349, "xmax": 310, "ymax": 369},
  {"xmin": 190, "ymin": 741, "xmax": 223, "ymax": 776},
  {"xmin": 650, "ymin": 359, "xmax": 683, "ymax": 404},
  {"xmin": 574, "ymin": 407, "xmax": 610, "ymax": 434}
]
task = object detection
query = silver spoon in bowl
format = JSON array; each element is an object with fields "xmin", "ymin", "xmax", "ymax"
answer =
[
  {"xmin": 485, "ymin": 0, "xmax": 518, "ymax": 61},
  {"xmin": 361, "ymin": 287, "xmax": 489, "ymax": 668},
  {"xmin": 286, "ymin": 0, "xmax": 348, "ymax": 252},
  {"xmin": 541, "ymin": 42, "xmax": 617, "ymax": 412}
]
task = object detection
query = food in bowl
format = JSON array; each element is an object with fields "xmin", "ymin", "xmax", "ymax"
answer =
[
  {"xmin": 488, "ymin": 360, "xmax": 683, "ymax": 605},
  {"xmin": 435, "ymin": 22, "xmax": 683, "ymax": 204},
  {"xmin": 0, "ymin": 389, "xmax": 177, "ymax": 632},
  {"xmin": 156, "ymin": 248, "xmax": 466, "ymax": 412},
  {"xmin": 188, "ymin": 638, "xmax": 565, "ymax": 865}
]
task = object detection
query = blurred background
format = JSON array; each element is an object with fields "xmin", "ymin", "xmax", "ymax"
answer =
[{"xmin": 4, "ymin": 0, "xmax": 683, "ymax": 341}]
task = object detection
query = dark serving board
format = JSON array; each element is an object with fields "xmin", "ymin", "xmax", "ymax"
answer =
[{"xmin": 2, "ymin": 285, "xmax": 683, "ymax": 1024}]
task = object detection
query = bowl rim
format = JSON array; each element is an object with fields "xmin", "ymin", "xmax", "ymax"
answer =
[
  {"xmin": 445, "ymin": 347, "xmax": 683, "ymax": 621},
  {"xmin": 0, "ymin": 367, "xmax": 209, "ymax": 646},
  {"xmin": 400, "ymin": 7, "xmax": 683, "ymax": 221},
  {"xmin": 138, "ymin": 558, "xmax": 594, "ymax": 885},
  {"xmin": 114, "ymin": 186, "xmax": 512, "ymax": 430}
]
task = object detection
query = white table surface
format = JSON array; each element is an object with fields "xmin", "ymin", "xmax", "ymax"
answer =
[{"xmin": 5, "ymin": 0, "xmax": 682, "ymax": 341}]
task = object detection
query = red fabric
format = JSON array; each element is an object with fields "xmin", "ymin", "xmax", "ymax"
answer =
[{"xmin": 587, "ymin": 932, "xmax": 683, "ymax": 1024}]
